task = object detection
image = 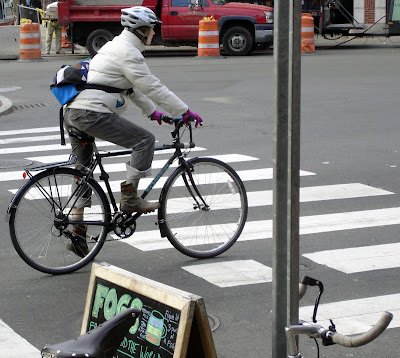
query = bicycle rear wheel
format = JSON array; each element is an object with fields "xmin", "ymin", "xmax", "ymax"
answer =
[
  {"xmin": 159, "ymin": 157, "xmax": 248, "ymax": 258},
  {"xmin": 8, "ymin": 167, "xmax": 111, "ymax": 274}
]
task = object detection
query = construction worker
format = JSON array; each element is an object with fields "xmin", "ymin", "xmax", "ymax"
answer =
[{"xmin": 44, "ymin": 2, "xmax": 63, "ymax": 54}]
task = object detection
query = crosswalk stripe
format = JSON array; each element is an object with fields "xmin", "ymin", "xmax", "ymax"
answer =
[
  {"xmin": 0, "ymin": 134, "xmax": 61, "ymax": 145},
  {"xmin": 121, "ymin": 207, "xmax": 400, "ymax": 251},
  {"xmin": 0, "ymin": 141, "xmax": 114, "ymax": 155},
  {"xmin": 27, "ymin": 147, "xmax": 208, "ymax": 164},
  {"xmin": 300, "ymin": 294, "xmax": 400, "ymax": 335},
  {"xmin": 125, "ymin": 184, "xmax": 392, "ymax": 215},
  {"xmin": 182, "ymin": 260, "xmax": 272, "ymax": 287},
  {"xmin": 9, "ymin": 168, "xmax": 315, "ymax": 196},
  {"xmin": 0, "ymin": 126, "xmax": 59, "ymax": 136},
  {"xmin": 303, "ymin": 242, "xmax": 400, "ymax": 273},
  {"xmin": 4, "ymin": 154, "xmax": 258, "ymax": 184},
  {"xmin": 0, "ymin": 319, "xmax": 39, "ymax": 355}
]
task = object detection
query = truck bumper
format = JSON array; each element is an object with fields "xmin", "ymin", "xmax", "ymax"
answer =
[{"xmin": 255, "ymin": 24, "xmax": 274, "ymax": 44}]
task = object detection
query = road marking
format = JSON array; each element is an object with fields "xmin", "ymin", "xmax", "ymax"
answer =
[
  {"xmin": 0, "ymin": 319, "xmax": 39, "ymax": 356},
  {"xmin": 0, "ymin": 126, "xmax": 59, "ymax": 136},
  {"xmin": 182, "ymin": 260, "xmax": 272, "ymax": 287},
  {"xmin": 0, "ymin": 141, "xmax": 114, "ymax": 155},
  {"xmin": 121, "ymin": 207, "xmax": 400, "ymax": 251},
  {"xmin": 300, "ymin": 294, "xmax": 400, "ymax": 335},
  {"xmin": 27, "ymin": 147, "xmax": 208, "ymax": 164},
  {"xmin": 2, "ymin": 154, "xmax": 258, "ymax": 183},
  {"xmin": 0, "ymin": 134, "xmax": 62, "ymax": 145},
  {"xmin": 9, "ymin": 168, "xmax": 315, "ymax": 198},
  {"xmin": 304, "ymin": 242, "xmax": 400, "ymax": 273}
]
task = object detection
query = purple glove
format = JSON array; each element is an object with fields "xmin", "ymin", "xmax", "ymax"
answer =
[
  {"xmin": 182, "ymin": 109, "xmax": 203, "ymax": 128},
  {"xmin": 149, "ymin": 110, "xmax": 165, "ymax": 125}
]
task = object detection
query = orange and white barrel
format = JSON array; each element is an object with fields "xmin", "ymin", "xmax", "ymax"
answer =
[
  {"xmin": 301, "ymin": 13, "xmax": 315, "ymax": 53},
  {"xmin": 19, "ymin": 22, "xmax": 42, "ymax": 60},
  {"xmin": 61, "ymin": 27, "xmax": 71, "ymax": 48},
  {"xmin": 198, "ymin": 17, "xmax": 220, "ymax": 56}
]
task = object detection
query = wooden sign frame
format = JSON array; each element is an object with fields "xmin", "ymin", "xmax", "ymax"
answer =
[{"xmin": 81, "ymin": 262, "xmax": 217, "ymax": 358}]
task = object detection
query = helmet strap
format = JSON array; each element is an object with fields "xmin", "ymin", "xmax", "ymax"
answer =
[{"xmin": 132, "ymin": 28, "xmax": 149, "ymax": 43}]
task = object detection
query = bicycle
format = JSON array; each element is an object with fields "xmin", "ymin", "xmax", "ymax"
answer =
[
  {"xmin": 287, "ymin": 276, "xmax": 393, "ymax": 358},
  {"xmin": 7, "ymin": 116, "xmax": 248, "ymax": 275},
  {"xmin": 40, "ymin": 277, "xmax": 393, "ymax": 358}
]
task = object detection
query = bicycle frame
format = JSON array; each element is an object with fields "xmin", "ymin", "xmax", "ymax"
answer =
[{"xmin": 68, "ymin": 119, "xmax": 207, "ymax": 233}]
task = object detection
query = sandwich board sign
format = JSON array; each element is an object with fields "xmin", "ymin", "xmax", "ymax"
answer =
[{"xmin": 81, "ymin": 262, "xmax": 217, "ymax": 358}]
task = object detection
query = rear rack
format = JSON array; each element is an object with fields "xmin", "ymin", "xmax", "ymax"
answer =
[{"xmin": 25, "ymin": 154, "xmax": 77, "ymax": 172}]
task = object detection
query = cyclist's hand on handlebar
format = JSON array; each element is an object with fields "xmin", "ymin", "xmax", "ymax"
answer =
[
  {"xmin": 182, "ymin": 109, "xmax": 203, "ymax": 128},
  {"xmin": 149, "ymin": 110, "xmax": 165, "ymax": 125}
]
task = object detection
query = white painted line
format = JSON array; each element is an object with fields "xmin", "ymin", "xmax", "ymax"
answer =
[
  {"xmin": 27, "ymin": 147, "xmax": 208, "ymax": 164},
  {"xmin": 245, "ymin": 184, "xmax": 392, "ymax": 207},
  {"xmin": 4, "ymin": 154, "xmax": 259, "ymax": 184},
  {"xmin": 300, "ymin": 294, "xmax": 400, "ymax": 335},
  {"xmin": 0, "ymin": 134, "xmax": 62, "ymax": 145},
  {"xmin": 9, "ymin": 168, "xmax": 315, "ymax": 198},
  {"xmin": 0, "ymin": 319, "xmax": 39, "ymax": 356},
  {"xmin": 0, "ymin": 141, "xmax": 114, "ymax": 155},
  {"xmin": 121, "ymin": 207, "xmax": 400, "ymax": 251},
  {"xmin": 304, "ymin": 242, "xmax": 400, "ymax": 273},
  {"xmin": 0, "ymin": 126, "xmax": 59, "ymax": 136},
  {"xmin": 182, "ymin": 260, "xmax": 272, "ymax": 287}
]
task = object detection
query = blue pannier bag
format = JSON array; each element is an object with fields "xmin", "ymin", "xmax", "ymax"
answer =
[{"xmin": 50, "ymin": 59, "xmax": 123, "ymax": 145}]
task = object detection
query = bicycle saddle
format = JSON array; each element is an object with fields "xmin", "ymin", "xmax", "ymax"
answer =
[
  {"xmin": 41, "ymin": 308, "xmax": 140, "ymax": 358},
  {"xmin": 68, "ymin": 127, "xmax": 95, "ymax": 142}
]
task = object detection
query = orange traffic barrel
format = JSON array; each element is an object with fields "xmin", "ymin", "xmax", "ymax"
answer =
[
  {"xmin": 61, "ymin": 27, "xmax": 71, "ymax": 48},
  {"xmin": 198, "ymin": 16, "xmax": 220, "ymax": 56},
  {"xmin": 301, "ymin": 13, "xmax": 315, "ymax": 53},
  {"xmin": 19, "ymin": 22, "xmax": 42, "ymax": 60}
]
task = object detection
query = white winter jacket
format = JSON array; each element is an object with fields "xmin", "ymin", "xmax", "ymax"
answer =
[{"xmin": 67, "ymin": 29, "xmax": 188, "ymax": 118}]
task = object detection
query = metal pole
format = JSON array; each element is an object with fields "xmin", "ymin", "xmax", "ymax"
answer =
[
  {"xmin": 288, "ymin": 0, "xmax": 301, "ymax": 332},
  {"xmin": 272, "ymin": 0, "xmax": 301, "ymax": 355}
]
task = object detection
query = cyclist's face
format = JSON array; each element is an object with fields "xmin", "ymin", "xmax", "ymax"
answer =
[{"xmin": 145, "ymin": 26, "xmax": 155, "ymax": 46}]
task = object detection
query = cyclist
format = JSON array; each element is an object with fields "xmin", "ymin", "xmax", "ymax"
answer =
[{"xmin": 63, "ymin": 6, "xmax": 203, "ymax": 257}]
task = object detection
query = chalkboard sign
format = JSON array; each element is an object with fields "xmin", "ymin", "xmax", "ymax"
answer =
[{"xmin": 81, "ymin": 263, "xmax": 217, "ymax": 358}]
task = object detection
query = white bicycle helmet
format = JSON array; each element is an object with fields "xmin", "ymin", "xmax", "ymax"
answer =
[{"xmin": 121, "ymin": 6, "xmax": 162, "ymax": 31}]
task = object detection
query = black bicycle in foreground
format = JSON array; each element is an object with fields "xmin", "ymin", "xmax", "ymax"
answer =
[{"xmin": 8, "ymin": 116, "xmax": 248, "ymax": 274}]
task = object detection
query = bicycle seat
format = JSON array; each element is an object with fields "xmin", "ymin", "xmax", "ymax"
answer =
[
  {"xmin": 41, "ymin": 308, "xmax": 140, "ymax": 358},
  {"xmin": 68, "ymin": 127, "xmax": 95, "ymax": 142}
]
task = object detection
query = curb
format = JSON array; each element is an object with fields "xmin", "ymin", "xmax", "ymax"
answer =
[{"xmin": 0, "ymin": 95, "xmax": 13, "ymax": 116}]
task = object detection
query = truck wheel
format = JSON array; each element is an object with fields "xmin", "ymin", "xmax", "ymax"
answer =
[
  {"xmin": 222, "ymin": 27, "xmax": 253, "ymax": 56},
  {"xmin": 86, "ymin": 29, "xmax": 114, "ymax": 56}
]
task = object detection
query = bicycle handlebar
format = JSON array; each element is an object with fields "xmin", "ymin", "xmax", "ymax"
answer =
[
  {"xmin": 299, "ymin": 282, "xmax": 307, "ymax": 300},
  {"xmin": 329, "ymin": 311, "xmax": 393, "ymax": 347}
]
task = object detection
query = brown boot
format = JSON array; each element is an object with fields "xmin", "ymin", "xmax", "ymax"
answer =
[
  {"xmin": 120, "ymin": 180, "xmax": 160, "ymax": 214},
  {"xmin": 66, "ymin": 224, "xmax": 89, "ymax": 258}
]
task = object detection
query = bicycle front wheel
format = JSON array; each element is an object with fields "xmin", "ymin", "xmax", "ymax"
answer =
[
  {"xmin": 159, "ymin": 157, "xmax": 248, "ymax": 258},
  {"xmin": 9, "ymin": 167, "xmax": 111, "ymax": 274}
]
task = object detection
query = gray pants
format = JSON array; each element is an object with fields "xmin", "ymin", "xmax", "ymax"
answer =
[{"xmin": 63, "ymin": 108, "xmax": 155, "ymax": 180}]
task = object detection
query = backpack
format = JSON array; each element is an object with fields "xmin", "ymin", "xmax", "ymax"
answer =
[{"xmin": 50, "ymin": 59, "xmax": 124, "ymax": 145}]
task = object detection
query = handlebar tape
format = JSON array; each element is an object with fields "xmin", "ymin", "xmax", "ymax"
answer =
[
  {"xmin": 331, "ymin": 311, "xmax": 393, "ymax": 347},
  {"xmin": 299, "ymin": 283, "xmax": 307, "ymax": 300}
]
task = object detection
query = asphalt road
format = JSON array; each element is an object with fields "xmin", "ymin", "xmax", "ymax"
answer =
[{"xmin": 1, "ymin": 40, "xmax": 400, "ymax": 357}]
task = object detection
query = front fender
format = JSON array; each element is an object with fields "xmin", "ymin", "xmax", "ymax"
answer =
[{"xmin": 218, "ymin": 16, "xmax": 256, "ymax": 32}]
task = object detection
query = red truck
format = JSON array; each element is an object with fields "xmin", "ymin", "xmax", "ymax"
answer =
[{"xmin": 57, "ymin": 0, "xmax": 273, "ymax": 56}]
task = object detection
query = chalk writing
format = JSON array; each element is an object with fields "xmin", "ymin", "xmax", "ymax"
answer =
[{"xmin": 87, "ymin": 278, "xmax": 181, "ymax": 358}]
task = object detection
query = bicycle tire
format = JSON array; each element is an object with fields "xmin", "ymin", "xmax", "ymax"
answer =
[
  {"xmin": 159, "ymin": 157, "xmax": 248, "ymax": 258},
  {"xmin": 8, "ymin": 167, "xmax": 111, "ymax": 274}
]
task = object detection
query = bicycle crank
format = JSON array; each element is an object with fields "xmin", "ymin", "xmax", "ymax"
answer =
[{"xmin": 112, "ymin": 212, "xmax": 136, "ymax": 239}]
